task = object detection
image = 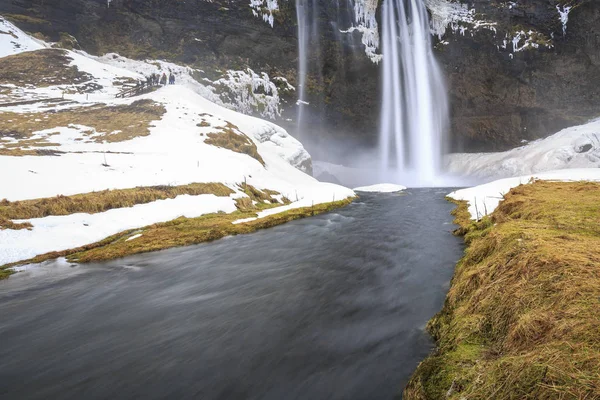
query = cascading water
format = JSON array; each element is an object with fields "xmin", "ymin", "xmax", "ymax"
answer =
[
  {"xmin": 379, "ymin": 0, "xmax": 448, "ymax": 186},
  {"xmin": 296, "ymin": 0, "xmax": 309, "ymax": 137},
  {"xmin": 295, "ymin": 0, "xmax": 323, "ymax": 140}
]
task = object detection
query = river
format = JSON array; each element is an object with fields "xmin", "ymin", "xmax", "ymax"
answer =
[{"xmin": 0, "ymin": 189, "xmax": 463, "ymax": 400}]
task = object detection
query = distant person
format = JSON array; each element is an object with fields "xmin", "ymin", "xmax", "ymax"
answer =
[
  {"xmin": 152, "ymin": 73, "xmax": 159, "ymax": 86},
  {"xmin": 169, "ymin": 73, "xmax": 175, "ymax": 85},
  {"xmin": 160, "ymin": 72, "xmax": 167, "ymax": 86},
  {"xmin": 146, "ymin": 75, "xmax": 152, "ymax": 87}
]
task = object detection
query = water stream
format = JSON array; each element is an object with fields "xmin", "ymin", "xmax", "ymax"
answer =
[{"xmin": 0, "ymin": 190, "xmax": 463, "ymax": 400}]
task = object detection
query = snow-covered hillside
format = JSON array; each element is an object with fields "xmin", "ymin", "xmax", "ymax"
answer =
[
  {"xmin": 446, "ymin": 118, "xmax": 600, "ymax": 181},
  {"xmin": 446, "ymin": 118, "xmax": 600, "ymax": 220},
  {"xmin": 0, "ymin": 17, "xmax": 354, "ymax": 266}
]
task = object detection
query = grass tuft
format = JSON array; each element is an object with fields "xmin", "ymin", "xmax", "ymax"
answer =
[
  {"xmin": 234, "ymin": 183, "xmax": 290, "ymax": 212},
  {"xmin": 205, "ymin": 122, "xmax": 265, "ymax": 165}
]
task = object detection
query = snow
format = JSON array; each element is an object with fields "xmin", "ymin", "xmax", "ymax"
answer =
[
  {"xmin": 250, "ymin": 0, "xmax": 279, "ymax": 27},
  {"xmin": 211, "ymin": 68, "xmax": 287, "ymax": 120},
  {"xmin": 448, "ymin": 169, "xmax": 600, "ymax": 220},
  {"xmin": 425, "ymin": 0, "xmax": 497, "ymax": 39},
  {"xmin": 446, "ymin": 118, "xmax": 600, "ymax": 181},
  {"xmin": 341, "ymin": 0, "xmax": 381, "ymax": 63},
  {"xmin": 0, "ymin": 195, "xmax": 237, "ymax": 266},
  {"xmin": 353, "ymin": 184, "xmax": 406, "ymax": 193},
  {"xmin": 126, "ymin": 233, "xmax": 143, "ymax": 241},
  {"xmin": 0, "ymin": 17, "xmax": 46, "ymax": 58},
  {"xmin": 0, "ymin": 20, "xmax": 355, "ymax": 266}
]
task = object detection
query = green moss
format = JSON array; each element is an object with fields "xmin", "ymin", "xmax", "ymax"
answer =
[{"xmin": 0, "ymin": 268, "xmax": 14, "ymax": 280}]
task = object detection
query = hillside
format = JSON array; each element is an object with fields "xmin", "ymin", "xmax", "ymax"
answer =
[{"xmin": 0, "ymin": 17, "xmax": 354, "ymax": 274}]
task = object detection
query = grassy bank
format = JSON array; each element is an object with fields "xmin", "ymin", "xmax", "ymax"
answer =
[
  {"xmin": 0, "ymin": 183, "xmax": 233, "ymax": 230},
  {"xmin": 404, "ymin": 181, "xmax": 600, "ymax": 399},
  {"xmin": 1, "ymin": 197, "xmax": 354, "ymax": 279}
]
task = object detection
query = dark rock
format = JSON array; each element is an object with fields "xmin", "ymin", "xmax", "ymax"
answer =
[
  {"xmin": 576, "ymin": 143, "xmax": 593, "ymax": 153},
  {"xmin": 437, "ymin": 0, "xmax": 600, "ymax": 152}
]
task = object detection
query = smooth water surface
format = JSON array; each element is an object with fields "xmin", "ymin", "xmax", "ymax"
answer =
[{"xmin": 0, "ymin": 189, "xmax": 463, "ymax": 400}]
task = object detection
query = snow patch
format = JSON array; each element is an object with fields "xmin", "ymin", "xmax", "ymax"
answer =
[
  {"xmin": 0, "ymin": 194, "xmax": 238, "ymax": 266},
  {"xmin": 126, "ymin": 233, "xmax": 143, "ymax": 242},
  {"xmin": 448, "ymin": 169, "xmax": 600, "ymax": 220},
  {"xmin": 0, "ymin": 17, "xmax": 46, "ymax": 58}
]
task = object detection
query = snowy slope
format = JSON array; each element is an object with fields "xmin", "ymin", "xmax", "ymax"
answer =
[
  {"xmin": 0, "ymin": 18, "xmax": 354, "ymax": 266},
  {"xmin": 448, "ymin": 169, "xmax": 600, "ymax": 220},
  {"xmin": 446, "ymin": 118, "xmax": 600, "ymax": 181},
  {"xmin": 0, "ymin": 17, "xmax": 46, "ymax": 57}
]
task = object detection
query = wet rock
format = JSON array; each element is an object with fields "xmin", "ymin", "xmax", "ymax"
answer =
[{"xmin": 574, "ymin": 137, "xmax": 594, "ymax": 153}]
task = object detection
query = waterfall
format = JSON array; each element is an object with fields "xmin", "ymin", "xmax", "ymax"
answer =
[
  {"xmin": 296, "ymin": 0, "xmax": 309, "ymax": 137},
  {"xmin": 295, "ymin": 0, "xmax": 322, "ymax": 139},
  {"xmin": 379, "ymin": 0, "xmax": 448, "ymax": 186}
]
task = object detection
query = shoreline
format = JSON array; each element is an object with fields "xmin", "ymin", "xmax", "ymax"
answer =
[
  {"xmin": 404, "ymin": 181, "xmax": 600, "ymax": 399},
  {"xmin": 1, "ymin": 197, "xmax": 355, "ymax": 279}
]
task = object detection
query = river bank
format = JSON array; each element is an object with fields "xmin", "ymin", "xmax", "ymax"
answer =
[
  {"xmin": 404, "ymin": 181, "xmax": 600, "ymax": 399},
  {"xmin": 1, "ymin": 194, "xmax": 354, "ymax": 279},
  {"xmin": 0, "ymin": 190, "xmax": 463, "ymax": 399}
]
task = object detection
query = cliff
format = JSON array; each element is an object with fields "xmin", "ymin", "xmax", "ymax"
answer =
[{"xmin": 2, "ymin": 0, "xmax": 599, "ymax": 157}]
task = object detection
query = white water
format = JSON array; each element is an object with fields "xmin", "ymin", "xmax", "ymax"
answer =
[
  {"xmin": 296, "ymin": 0, "xmax": 309, "ymax": 137},
  {"xmin": 295, "ymin": 0, "xmax": 323, "ymax": 139},
  {"xmin": 379, "ymin": 0, "xmax": 448, "ymax": 187}
]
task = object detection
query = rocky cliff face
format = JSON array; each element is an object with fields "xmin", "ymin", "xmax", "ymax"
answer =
[
  {"xmin": 2, "ymin": 0, "xmax": 599, "ymax": 157},
  {"xmin": 435, "ymin": 0, "xmax": 600, "ymax": 152}
]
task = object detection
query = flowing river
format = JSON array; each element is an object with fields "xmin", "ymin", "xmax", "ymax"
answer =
[{"xmin": 0, "ymin": 189, "xmax": 463, "ymax": 400}]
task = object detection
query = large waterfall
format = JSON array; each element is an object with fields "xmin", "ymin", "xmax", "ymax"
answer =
[
  {"xmin": 296, "ymin": 0, "xmax": 309, "ymax": 137},
  {"xmin": 379, "ymin": 0, "xmax": 448, "ymax": 186},
  {"xmin": 295, "ymin": 0, "xmax": 323, "ymax": 140}
]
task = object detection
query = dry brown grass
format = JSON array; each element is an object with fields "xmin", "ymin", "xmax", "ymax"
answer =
[
  {"xmin": 0, "ymin": 183, "xmax": 288, "ymax": 231},
  {"xmin": 0, "ymin": 216, "xmax": 32, "ymax": 230},
  {"xmin": 1, "ymin": 197, "xmax": 355, "ymax": 276},
  {"xmin": 205, "ymin": 122, "xmax": 265, "ymax": 165},
  {"xmin": 0, "ymin": 183, "xmax": 233, "ymax": 230},
  {"xmin": 0, "ymin": 148, "xmax": 63, "ymax": 156},
  {"xmin": 0, "ymin": 48, "xmax": 92, "ymax": 87},
  {"xmin": 234, "ymin": 184, "xmax": 291, "ymax": 212},
  {"xmin": 0, "ymin": 99, "xmax": 166, "ymax": 154},
  {"xmin": 405, "ymin": 181, "xmax": 600, "ymax": 400}
]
